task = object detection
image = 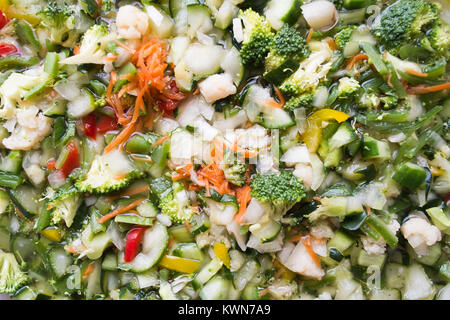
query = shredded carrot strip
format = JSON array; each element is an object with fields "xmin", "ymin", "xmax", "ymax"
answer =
[
  {"xmin": 406, "ymin": 81, "xmax": 450, "ymax": 94},
  {"xmin": 106, "ymin": 71, "xmax": 117, "ymax": 98},
  {"xmin": 153, "ymin": 135, "xmax": 169, "ymax": 147},
  {"xmin": 115, "ymin": 40, "xmax": 136, "ymax": 54},
  {"xmin": 82, "ymin": 264, "xmax": 95, "ymax": 279},
  {"xmin": 113, "ymin": 173, "xmax": 128, "ymax": 180},
  {"xmin": 107, "ymin": 185, "xmax": 150, "ymax": 202},
  {"xmin": 105, "ymin": 54, "xmax": 118, "ymax": 62},
  {"xmin": 167, "ymin": 237, "xmax": 175, "ymax": 248},
  {"xmin": 234, "ymin": 185, "xmax": 252, "ymax": 224},
  {"xmin": 327, "ymin": 38, "xmax": 337, "ymax": 51},
  {"xmin": 302, "ymin": 235, "xmax": 321, "ymax": 267},
  {"xmin": 65, "ymin": 245, "xmax": 77, "ymax": 254},
  {"xmin": 185, "ymin": 220, "xmax": 191, "ymax": 231},
  {"xmin": 306, "ymin": 28, "xmax": 313, "ymax": 44},
  {"xmin": 74, "ymin": 45, "xmax": 80, "ymax": 55},
  {"xmin": 346, "ymin": 53, "xmax": 369, "ymax": 70},
  {"xmin": 98, "ymin": 198, "xmax": 146, "ymax": 224},
  {"xmin": 193, "ymin": 87, "xmax": 200, "ymax": 95},
  {"xmin": 405, "ymin": 68, "xmax": 428, "ymax": 78},
  {"xmin": 290, "ymin": 234, "xmax": 303, "ymax": 242},
  {"xmin": 265, "ymin": 87, "xmax": 285, "ymax": 108}
]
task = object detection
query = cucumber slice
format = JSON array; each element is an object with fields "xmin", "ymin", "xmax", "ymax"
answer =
[
  {"xmin": 169, "ymin": 224, "xmax": 194, "ymax": 243},
  {"xmin": 43, "ymin": 100, "xmax": 66, "ymax": 118},
  {"xmin": 183, "ymin": 43, "xmax": 225, "ymax": 78},
  {"xmin": 392, "ymin": 162, "xmax": 427, "ymax": 191},
  {"xmin": 137, "ymin": 200, "xmax": 158, "ymax": 218},
  {"xmin": 119, "ymin": 223, "xmax": 169, "ymax": 273},
  {"xmin": 102, "ymin": 252, "xmax": 118, "ymax": 271},
  {"xmin": 263, "ymin": 58, "xmax": 299, "ymax": 85},
  {"xmin": 264, "ymin": 0, "xmax": 302, "ymax": 30},
  {"xmin": 192, "ymin": 257, "xmax": 223, "ymax": 290},
  {"xmin": 101, "ymin": 270, "xmax": 120, "ymax": 293},
  {"xmin": 384, "ymin": 263, "xmax": 407, "ymax": 290},
  {"xmin": 186, "ymin": 4, "xmax": 213, "ymax": 38},
  {"xmin": 0, "ymin": 189, "xmax": 10, "ymax": 215},
  {"xmin": 67, "ymin": 88, "xmax": 96, "ymax": 119},
  {"xmin": 327, "ymin": 230, "xmax": 355, "ymax": 253},
  {"xmin": 199, "ymin": 276, "xmax": 231, "ymax": 300},
  {"xmin": 48, "ymin": 246, "xmax": 73, "ymax": 279},
  {"xmin": 114, "ymin": 213, "xmax": 153, "ymax": 226},
  {"xmin": 214, "ymin": 1, "xmax": 239, "ymax": 30},
  {"xmin": 260, "ymin": 104, "xmax": 295, "ymax": 129},
  {"xmin": 9, "ymin": 184, "xmax": 42, "ymax": 218},
  {"xmin": 190, "ymin": 213, "xmax": 210, "ymax": 235},
  {"xmin": 250, "ymin": 219, "xmax": 281, "ymax": 243},
  {"xmin": 361, "ymin": 136, "xmax": 390, "ymax": 160},
  {"xmin": 408, "ymin": 242, "xmax": 442, "ymax": 266},
  {"xmin": 85, "ymin": 260, "xmax": 102, "ymax": 299},
  {"xmin": 0, "ymin": 150, "xmax": 22, "ymax": 174},
  {"xmin": 144, "ymin": 3, "xmax": 174, "ymax": 39},
  {"xmin": 328, "ymin": 122, "xmax": 358, "ymax": 150},
  {"xmin": 173, "ymin": 243, "xmax": 204, "ymax": 261},
  {"xmin": 357, "ymin": 250, "xmax": 386, "ymax": 268},
  {"xmin": 170, "ymin": 0, "xmax": 199, "ymax": 17}
]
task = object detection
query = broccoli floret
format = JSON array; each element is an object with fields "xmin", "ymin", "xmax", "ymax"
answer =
[
  {"xmin": 39, "ymin": 2, "xmax": 80, "ymax": 47},
  {"xmin": 222, "ymin": 151, "xmax": 247, "ymax": 186},
  {"xmin": 283, "ymin": 92, "xmax": 315, "ymax": 111},
  {"xmin": 238, "ymin": 9, "xmax": 274, "ymax": 67},
  {"xmin": 250, "ymin": 169, "xmax": 305, "ymax": 207},
  {"xmin": 335, "ymin": 26, "xmax": 357, "ymax": 50},
  {"xmin": 380, "ymin": 95, "xmax": 398, "ymax": 109},
  {"xmin": 372, "ymin": 0, "xmax": 439, "ymax": 51},
  {"xmin": 0, "ymin": 252, "xmax": 28, "ymax": 294},
  {"xmin": 279, "ymin": 42, "xmax": 333, "ymax": 98},
  {"xmin": 75, "ymin": 149, "xmax": 145, "ymax": 194},
  {"xmin": 359, "ymin": 92, "xmax": 381, "ymax": 109},
  {"xmin": 47, "ymin": 186, "xmax": 82, "ymax": 227},
  {"xmin": 337, "ymin": 77, "xmax": 360, "ymax": 99},
  {"xmin": 273, "ymin": 24, "xmax": 309, "ymax": 61},
  {"xmin": 150, "ymin": 177, "xmax": 193, "ymax": 223},
  {"xmin": 61, "ymin": 24, "xmax": 112, "ymax": 65},
  {"xmin": 427, "ymin": 22, "xmax": 450, "ymax": 58}
]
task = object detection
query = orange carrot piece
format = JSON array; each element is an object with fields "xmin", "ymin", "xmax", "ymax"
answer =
[
  {"xmin": 406, "ymin": 81, "xmax": 450, "ymax": 94},
  {"xmin": 346, "ymin": 53, "xmax": 369, "ymax": 70},
  {"xmin": 327, "ymin": 38, "xmax": 337, "ymax": 51},
  {"xmin": 82, "ymin": 263, "xmax": 94, "ymax": 279},
  {"xmin": 153, "ymin": 135, "xmax": 169, "ymax": 147},
  {"xmin": 306, "ymin": 28, "xmax": 313, "ymax": 44},
  {"xmin": 234, "ymin": 185, "xmax": 251, "ymax": 224},
  {"xmin": 405, "ymin": 68, "xmax": 428, "ymax": 78},
  {"xmin": 107, "ymin": 185, "xmax": 150, "ymax": 202},
  {"xmin": 302, "ymin": 235, "xmax": 321, "ymax": 267},
  {"xmin": 98, "ymin": 198, "xmax": 146, "ymax": 224}
]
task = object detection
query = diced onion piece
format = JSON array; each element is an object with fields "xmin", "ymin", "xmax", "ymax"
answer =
[{"xmin": 301, "ymin": 1, "xmax": 338, "ymax": 31}]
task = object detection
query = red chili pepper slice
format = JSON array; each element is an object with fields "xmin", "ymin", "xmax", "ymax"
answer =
[
  {"xmin": 82, "ymin": 113, "xmax": 97, "ymax": 139},
  {"xmin": 124, "ymin": 227, "xmax": 147, "ymax": 263},
  {"xmin": 97, "ymin": 115, "xmax": 119, "ymax": 134},
  {"xmin": 61, "ymin": 142, "xmax": 80, "ymax": 178}
]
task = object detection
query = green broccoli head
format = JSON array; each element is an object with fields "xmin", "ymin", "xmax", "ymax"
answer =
[
  {"xmin": 380, "ymin": 94, "xmax": 398, "ymax": 109},
  {"xmin": 151, "ymin": 178, "xmax": 193, "ymax": 223},
  {"xmin": 75, "ymin": 149, "xmax": 145, "ymax": 194},
  {"xmin": 0, "ymin": 252, "xmax": 28, "ymax": 294},
  {"xmin": 39, "ymin": 2, "xmax": 80, "ymax": 47},
  {"xmin": 337, "ymin": 77, "xmax": 360, "ymax": 99},
  {"xmin": 335, "ymin": 25, "xmax": 357, "ymax": 50},
  {"xmin": 273, "ymin": 24, "xmax": 309, "ymax": 61},
  {"xmin": 47, "ymin": 186, "xmax": 82, "ymax": 227},
  {"xmin": 372, "ymin": 0, "xmax": 440, "ymax": 51},
  {"xmin": 238, "ymin": 9, "xmax": 274, "ymax": 66},
  {"xmin": 283, "ymin": 92, "xmax": 314, "ymax": 111},
  {"xmin": 222, "ymin": 151, "xmax": 247, "ymax": 187},
  {"xmin": 427, "ymin": 22, "xmax": 450, "ymax": 58},
  {"xmin": 250, "ymin": 169, "xmax": 306, "ymax": 207}
]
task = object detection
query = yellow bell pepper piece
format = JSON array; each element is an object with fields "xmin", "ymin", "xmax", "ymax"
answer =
[
  {"xmin": 0, "ymin": 0, "xmax": 42, "ymax": 25},
  {"xmin": 41, "ymin": 227, "xmax": 62, "ymax": 242},
  {"xmin": 158, "ymin": 255, "xmax": 201, "ymax": 274},
  {"xmin": 302, "ymin": 109, "xmax": 350, "ymax": 153},
  {"xmin": 213, "ymin": 243, "xmax": 230, "ymax": 269}
]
